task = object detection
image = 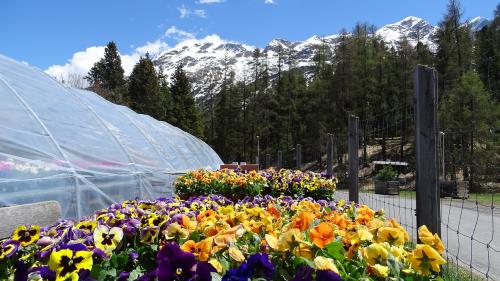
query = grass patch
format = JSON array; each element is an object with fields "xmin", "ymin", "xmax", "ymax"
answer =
[
  {"xmin": 441, "ymin": 261, "xmax": 485, "ymax": 281},
  {"xmin": 394, "ymin": 190, "xmax": 500, "ymax": 205}
]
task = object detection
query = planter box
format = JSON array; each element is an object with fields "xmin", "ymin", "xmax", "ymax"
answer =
[
  {"xmin": 375, "ymin": 180, "xmax": 400, "ymax": 195},
  {"xmin": 440, "ymin": 180, "xmax": 469, "ymax": 199}
]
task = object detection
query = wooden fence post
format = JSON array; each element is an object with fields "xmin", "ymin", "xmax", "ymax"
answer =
[
  {"xmin": 266, "ymin": 154, "xmax": 271, "ymax": 169},
  {"xmin": 349, "ymin": 115, "xmax": 359, "ymax": 203},
  {"xmin": 296, "ymin": 144, "xmax": 302, "ymax": 169},
  {"xmin": 414, "ymin": 65, "xmax": 441, "ymax": 236},
  {"xmin": 277, "ymin": 150, "xmax": 282, "ymax": 169},
  {"xmin": 327, "ymin": 133, "xmax": 334, "ymax": 176}
]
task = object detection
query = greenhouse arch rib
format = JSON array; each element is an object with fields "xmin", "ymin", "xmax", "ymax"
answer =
[
  {"xmin": 0, "ymin": 75, "xmax": 85, "ymax": 217},
  {"xmin": 114, "ymin": 106, "xmax": 174, "ymax": 171},
  {"xmin": 59, "ymin": 86, "xmax": 143, "ymax": 198}
]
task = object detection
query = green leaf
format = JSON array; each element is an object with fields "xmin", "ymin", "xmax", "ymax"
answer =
[
  {"xmin": 128, "ymin": 268, "xmax": 142, "ymax": 281},
  {"xmin": 211, "ymin": 272, "xmax": 223, "ymax": 281},
  {"xmin": 293, "ymin": 256, "xmax": 315, "ymax": 268},
  {"xmin": 324, "ymin": 241, "xmax": 346, "ymax": 262},
  {"xmin": 106, "ymin": 268, "xmax": 117, "ymax": 278}
]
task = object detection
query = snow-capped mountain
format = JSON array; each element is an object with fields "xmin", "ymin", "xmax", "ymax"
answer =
[
  {"xmin": 467, "ymin": 16, "xmax": 490, "ymax": 31},
  {"xmin": 375, "ymin": 16, "xmax": 437, "ymax": 50},
  {"xmin": 153, "ymin": 16, "xmax": 482, "ymax": 100}
]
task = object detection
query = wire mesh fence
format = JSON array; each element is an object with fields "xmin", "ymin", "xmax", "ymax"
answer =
[
  {"xmin": 337, "ymin": 67, "xmax": 500, "ymax": 280},
  {"xmin": 258, "ymin": 67, "xmax": 499, "ymax": 280}
]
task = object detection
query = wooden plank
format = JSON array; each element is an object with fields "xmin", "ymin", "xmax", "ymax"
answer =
[
  {"xmin": 240, "ymin": 164, "xmax": 259, "ymax": 172},
  {"xmin": 348, "ymin": 115, "xmax": 359, "ymax": 203},
  {"xmin": 0, "ymin": 201, "xmax": 61, "ymax": 239},
  {"xmin": 220, "ymin": 164, "xmax": 239, "ymax": 170},
  {"xmin": 414, "ymin": 65, "xmax": 441, "ymax": 236}
]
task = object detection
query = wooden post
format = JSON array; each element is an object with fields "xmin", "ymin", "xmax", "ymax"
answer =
[
  {"xmin": 348, "ymin": 115, "xmax": 359, "ymax": 203},
  {"xmin": 327, "ymin": 133, "xmax": 334, "ymax": 176},
  {"xmin": 414, "ymin": 65, "xmax": 441, "ymax": 236},
  {"xmin": 266, "ymin": 154, "xmax": 271, "ymax": 169},
  {"xmin": 296, "ymin": 144, "xmax": 302, "ymax": 169},
  {"xmin": 277, "ymin": 150, "xmax": 283, "ymax": 169}
]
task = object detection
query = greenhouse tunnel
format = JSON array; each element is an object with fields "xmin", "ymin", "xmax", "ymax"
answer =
[{"xmin": 0, "ymin": 54, "xmax": 223, "ymax": 218}]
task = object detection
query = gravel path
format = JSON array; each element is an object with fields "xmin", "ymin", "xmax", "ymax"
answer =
[{"xmin": 335, "ymin": 191, "xmax": 500, "ymax": 280}]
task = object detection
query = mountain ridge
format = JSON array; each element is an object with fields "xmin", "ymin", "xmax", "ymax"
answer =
[{"xmin": 153, "ymin": 16, "xmax": 488, "ymax": 100}]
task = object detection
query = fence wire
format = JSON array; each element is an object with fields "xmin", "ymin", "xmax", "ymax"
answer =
[{"xmin": 343, "ymin": 102, "xmax": 500, "ymax": 280}]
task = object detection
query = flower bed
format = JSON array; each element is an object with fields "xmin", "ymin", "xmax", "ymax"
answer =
[
  {"xmin": 0, "ymin": 195, "xmax": 446, "ymax": 280},
  {"xmin": 174, "ymin": 169, "xmax": 337, "ymax": 200}
]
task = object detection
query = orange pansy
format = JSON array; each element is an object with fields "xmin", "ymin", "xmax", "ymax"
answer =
[{"xmin": 309, "ymin": 222, "xmax": 335, "ymax": 248}]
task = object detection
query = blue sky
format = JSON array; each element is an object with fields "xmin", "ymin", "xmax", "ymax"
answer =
[{"xmin": 0, "ymin": 0, "xmax": 498, "ymax": 76}]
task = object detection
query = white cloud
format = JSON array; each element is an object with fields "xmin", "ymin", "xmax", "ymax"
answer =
[
  {"xmin": 164, "ymin": 26, "xmax": 196, "ymax": 41},
  {"xmin": 134, "ymin": 40, "xmax": 170, "ymax": 56},
  {"xmin": 45, "ymin": 39, "xmax": 171, "ymax": 83},
  {"xmin": 193, "ymin": 9, "xmax": 207, "ymax": 18},
  {"xmin": 264, "ymin": 0, "xmax": 274, "ymax": 4},
  {"xmin": 178, "ymin": 4, "xmax": 207, "ymax": 18},
  {"xmin": 45, "ymin": 46, "xmax": 106, "ymax": 81},
  {"xmin": 178, "ymin": 4, "xmax": 190, "ymax": 18},
  {"xmin": 198, "ymin": 0, "xmax": 224, "ymax": 3}
]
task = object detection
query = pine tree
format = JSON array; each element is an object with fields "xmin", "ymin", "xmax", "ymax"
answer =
[
  {"xmin": 435, "ymin": 0, "xmax": 473, "ymax": 99},
  {"xmin": 440, "ymin": 71, "xmax": 499, "ymax": 190},
  {"xmin": 128, "ymin": 54, "xmax": 161, "ymax": 118},
  {"xmin": 86, "ymin": 41, "xmax": 127, "ymax": 104},
  {"xmin": 158, "ymin": 66, "xmax": 173, "ymax": 122},
  {"xmin": 170, "ymin": 65, "xmax": 204, "ymax": 138}
]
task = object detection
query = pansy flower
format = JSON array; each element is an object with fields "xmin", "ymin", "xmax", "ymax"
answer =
[
  {"xmin": 408, "ymin": 244, "xmax": 446, "ymax": 276},
  {"xmin": 93, "ymin": 225, "xmax": 123, "ymax": 252},
  {"xmin": 181, "ymin": 238, "xmax": 212, "ymax": 261},
  {"xmin": 12, "ymin": 225, "xmax": 40, "ymax": 247},
  {"xmin": 362, "ymin": 243, "xmax": 388, "ymax": 266},
  {"xmin": 309, "ymin": 222, "xmax": 334, "ymax": 248},
  {"xmin": 140, "ymin": 226, "xmax": 159, "ymax": 245},
  {"xmin": 418, "ymin": 225, "xmax": 445, "ymax": 254},
  {"xmin": 156, "ymin": 242, "xmax": 215, "ymax": 281},
  {"xmin": 377, "ymin": 227, "xmax": 406, "ymax": 246},
  {"xmin": 48, "ymin": 248, "xmax": 93, "ymax": 281},
  {"xmin": 163, "ymin": 222, "xmax": 189, "ymax": 240},
  {"xmin": 75, "ymin": 221, "xmax": 97, "ymax": 234},
  {"xmin": 0, "ymin": 240, "xmax": 20, "ymax": 259}
]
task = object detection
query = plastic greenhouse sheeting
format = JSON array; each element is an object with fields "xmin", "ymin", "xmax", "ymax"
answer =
[{"xmin": 0, "ymin": 54, "xmax": 223, "ymax": 218}]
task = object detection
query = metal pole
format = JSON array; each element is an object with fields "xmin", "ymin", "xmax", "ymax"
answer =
[
  {"xmin": 440, "ymin": 132, "xmax": 445, "ymax": 181},
  {"xmin": 256, "ymin": 135, "xmax": 260, "ymax": 165},
  {"xmin": 327, "ymin": 133, "xmax": 334, "ymax": 176},
  {"xmin": 277, "ymin": 150, "xmax": 283, "ymax": 169},
  {"xmin": 296, "ymin": 144, "xmax": 302, "ymax": 169},
  {"xmin": 414, "ymin": 65, "xmax": 441, "ymax": 237},
  {"xmin": 348, "ymin": 115, "xmax": 359, "ymax": 203}
]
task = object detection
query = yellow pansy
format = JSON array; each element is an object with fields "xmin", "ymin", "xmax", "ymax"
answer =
[
  {"xmin": 377, "ymin": 227, "xmax": 406, "ymax": 246},
  {"xmin": 48, "ymin": 249, "xmax": 93, "ymax": 281},
  {"xmin": 75, "ymin": 221, "xmax": 97, "ymax": 234},
  {"xmin": 314, "ymin": 256, "xmax": 339, "ymax": 273},
  {"xmin": 371, "ymin": 264, "xmax": 389, "ymax": 278},
  {"xmin": 209, "ymin": 258, "xmax": 224, "ymax": 273},
  {"xmin": 418, "ymin": 225, "xmax": 445, "ymax": 254},
  {"xmin": 409, "ymin": 244, "xmax": 446, "ymax": 276},
  {"xmin": 140, "ymin": 226, "xmax": 160, "ymax": 245},
  {"xmin": 12, "ymin": 225, "xmax": 40, "ymax": 247},
  {"xmin": 93, "ymin": 225, "xmax": 123, "ymax": 252},
  {"xmin": 228, "ymin": 245, "xmax": 245, "ymax": 262},
  {"xmin": 163, "ymin": 223, "xmax": 189, "ymax": 240},
  {"xmin": 363, "ymin": 243, "xmax": 388, "ymax": 265}
]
